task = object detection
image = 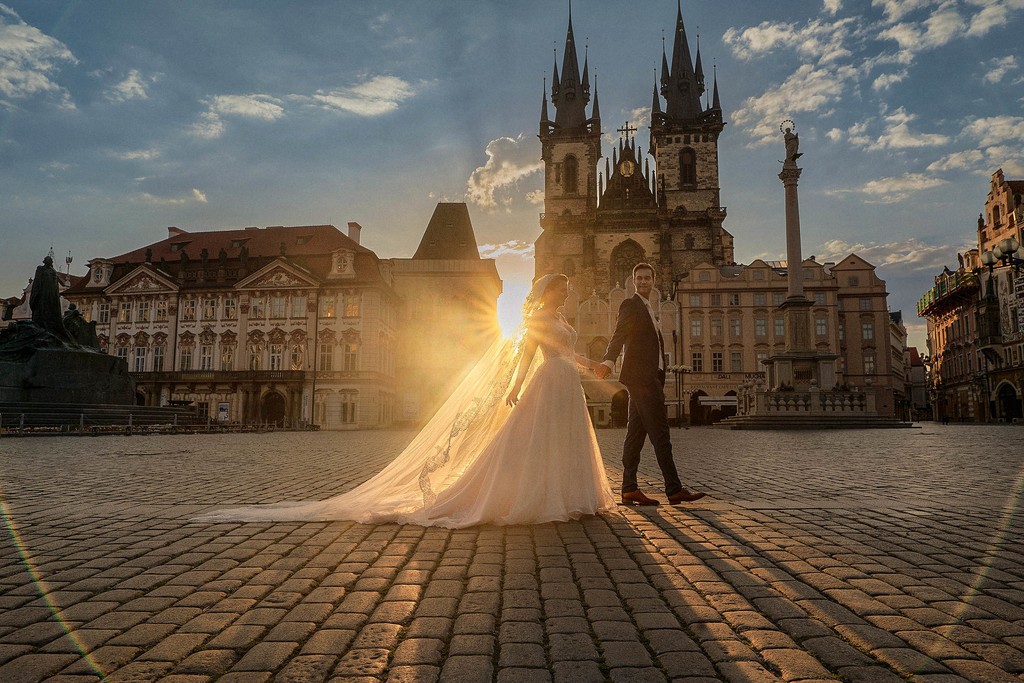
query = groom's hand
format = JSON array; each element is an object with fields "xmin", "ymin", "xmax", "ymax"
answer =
[{"xmin": 595, "ymin": 364, "xmax": 611, "ymax": 380}]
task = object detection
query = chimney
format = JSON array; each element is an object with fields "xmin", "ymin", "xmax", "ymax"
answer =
[
  {"xmin": 168, "ymin": 226, "xmax": 187, "ymax": 238},
  {"xmin": 347, "ymin": 222, "xmax": 362, "ymax": 244}
]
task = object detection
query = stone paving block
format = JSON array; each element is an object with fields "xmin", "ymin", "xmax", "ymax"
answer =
[
  {"xmin": 657, "ymin": 651, "xmax": 717, "ymax": 678},
  {"xmin": 171, "ymin": 649, "xmax": 238, "ymax": 676},
  {"xmin": 385, "ymin": 664, "xmax": 440, "ymax": 682},
  {"xmin": 496, "ymin": 668, "xmax": 553, "ymax": 683},
  {"xmin": 551, "ymin": 659, "xmax": 604, "ymax": 683},
  {"xmin": 105, "ymin": 660, "xmax": 176, "ymax": 681},
  {"xmin": 136, "ymin": 633, "xmax": 210, "ymax": 662},
  {"xmin": 499, "ymin": 642, "xmax": 547, "ymax": 668},
  {"xmin": 438, "ymin": 654, "xmax": 493, "ymax": 681}
]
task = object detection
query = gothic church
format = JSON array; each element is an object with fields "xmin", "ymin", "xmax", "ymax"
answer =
[{"xmin": 534, "ymin": 2, "xmax": 733, "ymax": 295}]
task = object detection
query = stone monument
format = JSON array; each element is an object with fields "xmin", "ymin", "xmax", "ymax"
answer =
[{"xmin": 0, "ymin": 255, "xmax": 134, "ymax": 404}]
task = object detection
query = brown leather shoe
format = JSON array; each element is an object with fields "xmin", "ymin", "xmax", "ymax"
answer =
[
  {"xmin": 621, "ymin": 489, "xmax": 661, "ymax": 506},
  {"xmin": 668, "ymin": 487, "xmax": 706, "ymax": 504}
]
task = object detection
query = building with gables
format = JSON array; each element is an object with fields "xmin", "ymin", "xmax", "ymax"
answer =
[
  {"xmin": 532, "ymin": 3, "xmax": 904, "ymax": 424},
  {"xmin": 61, "ymin": 205, "xmax": 500, "ymax": 429}
]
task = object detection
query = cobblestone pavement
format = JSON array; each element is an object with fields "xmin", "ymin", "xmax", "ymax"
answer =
[{"xmin": 1, "ymin": 426, "xmax": 1023, "ymax": 682}]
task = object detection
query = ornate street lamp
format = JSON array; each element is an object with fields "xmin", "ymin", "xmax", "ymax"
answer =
[
  {"xmin": 981, "ymin": 236, "xmax": 1023, "ymax": 272},
  {"xmin": 667, "ymin": 364, "xmax": 690, "ymax": 427}
]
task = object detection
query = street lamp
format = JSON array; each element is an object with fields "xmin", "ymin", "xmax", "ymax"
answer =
[
  {"xmin": 981, "ymin": 236, "xmax": 1023, "ymax": 272},
  {"xmin": 667, "ymin": 364, "xmax": 690, "ymax": 427}
]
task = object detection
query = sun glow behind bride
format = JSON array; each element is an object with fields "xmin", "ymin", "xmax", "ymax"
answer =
[{"xmin": 497, "ymin": 281, "xmax": 532, "ymax": 338}]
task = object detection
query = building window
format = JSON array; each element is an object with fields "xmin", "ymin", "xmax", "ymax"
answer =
[
  {"xmin": 202, "ymin": 298, "xmax": 216, "ymax": 320},
  {"xmin": 679, "ymin": 147, "xmax": 696, "ymax": 187},
  {"xmin": 710, "ymin": 293, "xmax": 721, "ymax": 306},
  {"xmin": 864, "ymin": 353, "xmax": 876, "ymax": 374},
  {"xmin": 690, "ymin": 319, "xmax": 702, "ymax": 337},
  {"xmin": 803, "ymin": 268, "xmax": 814, "ymax": 280},
  {"xmin": 318, "ymin": 343, "xmax": 334, "ymax": 371},
  {"xmin": 98, "ymin": 302, "xmax": 110, "ymax": 324},
  {"xmin": 269, "ymin": 343, "xmax": 284, "ymax": 371},
  {"xmin": 250, "ymin": 297, "xmax": 264, "ymax": 319},
  {"xmin": 753, "ymin": 270, "xmax": 765, "ymax": 281},
  {"xmin": 730, "ymin": 352, "xmax": 742, "ymax": 373},
  {"xmin": 754, "ymin": 293, "xmax": 767, "ymax": 306},
  {"xmin": 249, "ymin": 344, "xmax": 262, "ymax": 370},
  {"xmin": 180, "ymin": 347, "xmax": 192, "ymax": 370},
  {"xmin": 321, "ymin": 296, "xmax": 336, "ymax": 318},
  {"xmin": 221, "ymin": 345, "xmax": 234, "ymax": 371},
  {"xmin": 691, "ymin": 351, "xmax": 704, "ymax": 372},
  {"xmin": 773, "ymin": 293, "xmax": 785, "ymax": 306},
  {"xmin": 118, "ymin": 302, "xmax": 132, "ymax": 323},
  {"xmin": 689, "ymin": 294, "xmax": 701, "ymax": 307},
  {"xmin": 814, "ymin": 292, "xmax": 826, "ymax": 305},
  {"xmin": 182, "ymin": 300, "xmax": 196, "ymax": 321},
  {"xmin": 862, "ymin": 322, "xmax": 874, "ymax": 340},
  {"xmin": 153, "ymin": 345, "xmax": 165, "ymax": 372},
  {"xmin": 775, "ymin": 318, "xmax": 785, "ymax": 337},
  {"xmin": 291, "ymin": 295, "xmax": 307, "ymax": 319},
  {"xmin": 730, "ymin": 318, "xmax": 741, "ymax": 337},
  {"xmin": 199, "ymin": 345, "xmax": 213, "ymax": 370},
  {"xmin": 137, "ymin": 301, "xmax": 149, "ymax": 323},
  {"xmin": 859, "ymin": 298, "xmax": 871, "ymax": 311},
  {"xmin": 116, "ymin": 346, "xmax": 129, "ymax": 362},
  {"xmin": 343, "ymin": 342, "xmax": 359, "ymax": 372},
  {"xmin": 270, "ymin": 296, "xmax": 286, "ymax": 318},
  {"xmin": 755, "ymin": 318, "xmax": 767, "ymax": 337},
  {"xmin": 563, "ymin": 155, "xmax": 579, "ymax": 194},
  {"xmin": 712, "ymin": 352, "xmax": 724, "ymax": 373},
  {"xmin": 839, "ymin": 322, "xmax": 845, "ymax": 341},
  {"xmin": 699, "ymin": 271, "xmax": 711, "ymax": 282},
  {"xmin": 290, "ymin": 344, "xmax": 303, "ymax": 371},
  {"xmin": 344, "ymin": 293, "xmax": 360, "ymax": 318},
  {"xmin": 848, "ymin": 276, "xmax": 860, "ymax": 287},
  {"xmin": 340, "ymin": 392, "xmax": 358, "ymax": 424},
  {"xmin": 133, "ymin": 347, "xmax": 146, "ymax": 372},
  {"xmin": 711, "ymin": 318, "xmax": 723, "ymax": 337},
  {"xmin": 728, "ymin": 293, "xmax": 740, "ymax": 306},
  {"xmin": 816, "ymin": 318, "xmax": 828, "ymax": 336},
  {"xmin": 756, "ymin": 351, "xmax": 768, "ymax": 366},
  {"xmin": 223, "ymin": 298, "xmax": 236, "ymax": 319},
  {"xmin": 155, "ymin": 300, "xmax": 167, "ymax": 322}
]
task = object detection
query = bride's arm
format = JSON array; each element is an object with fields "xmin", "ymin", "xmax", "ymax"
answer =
[
  {"xmin": 574, "ymin": 353, "xmax": 599, "ymax": 373},
  {"xmin": 506, "ymin": 331, "xmax": 540, "ymax": 406}
]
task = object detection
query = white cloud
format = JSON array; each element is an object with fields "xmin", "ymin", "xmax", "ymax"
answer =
[
  {"xmin": 963, "ymin": 115, "xmax": 1024, "ymax": 147},
  {"xmin": 105, "ymin": 69, "xmax": 152, "ymax": 103},
  {"xmin": 926, "ymin": 149, "xmax": 985, "ymax": 172},
  {"xmin": 190, "ymin": 94, "xmax": 283, "ymax": 139},
  {"xmin": 478, "ymin": 240, "xmax": 535, "ymax": 259},
  {"xmin": 525, "ymin": 189, "xmax": 544, "ymax": 205},
  {"xmin": 135, "ymin": 188, "xmax": 208, "ymax": 205},
  {"xmin": 866, "ymin": 107, "xmax": 951, "ymax": 150},
  {"xmin": 731, "ymin": 63, "xmax": 857, "ymax": 145},
  {"xmin": 984, "ymin": 55, "xmax": 1018, "ymax": 83},
  {"xmin": 723, "ymin": 17, "xmax": 854, "ymax": 62},
  {"xmin": 824, "ymin": 0, "xmax": 842, "ymax": 15},
  {"xmin": 871, "ymin": 0, "xmax": 943, "ymax": 22},
  {"xmin": 815, "ymin": 237, "xmax": 973, "ymax": 271},
  {"xmin": 826, "ymin": 127, "xmax": 843, "ymax": 142},
  {"xmin": 190, "ymin": 111, "xmax": 225, "ymax": 139},
  {"xmin": 872, "ymin": 70, "xmax": 907, "ymax": 90},
  {"xmin": 309, "ymin": 75, "xmax": 417, "ymax": 116},
  {"xmin": 829, "ymin": 172, "xmax": 948, "ymax": 203},
  {"xmin": 466, "ymin": 134, "xmax": 543, "ymax": 212},
  {"xmin": 114, "ymin": 148, "xmax": 160, "ymax": 161},
  {"xmin": 0, "ymin": 4, "xmax": 77, "ymax": 108}
]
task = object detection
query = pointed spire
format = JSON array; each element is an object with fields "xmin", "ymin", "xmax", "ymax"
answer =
[
  {"xmin": 712, "ymin": 63, "xmax": 721, "ymax": 110},
  {"xmin": 541, "ymin": 78, "xmax": 550, "ymax": 124},
  {"xmin": 605, "ymin": 156, "xmax": 611, "ymax": 180},
  {"xmin": 613, "ymin": 146, "xmax": 618, "ymax": 166},
  {"xmin": 694, "ymin": 33, "xmax": 705, "ymax": 88},
  {"xmin": 660, "ymin": 36, "xmax": 670, "ymax": 88},
  {"xmin": 663, "ymin": 0, "xmax": 704, "ymax": 119},
  {"xmin": 652, "ymin": 77, "xmax": 661, "ymax": 115},
  {"xmin": 553, "ymin": 0, "xmax": 588, "ymax": 129},
  {"xmin": 551, "ymin": 49, "xmax": 560, "ymax": 95},
  {"xmin": 591, "ymin": 75, "xmax": 601, "ymax": 121}
]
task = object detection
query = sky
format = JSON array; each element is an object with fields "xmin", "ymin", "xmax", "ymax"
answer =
[{"xmin": 2, "ymin": 0, "xmax": 1023, "ymax": 348}]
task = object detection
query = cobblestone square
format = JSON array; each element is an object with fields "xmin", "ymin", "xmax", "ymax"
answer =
[{"xmin": 1, "ymin": 426, "xmax": 1022, "ymax": 682}]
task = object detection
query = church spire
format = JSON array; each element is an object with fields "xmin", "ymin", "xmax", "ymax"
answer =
[
  {"xmin": 652, "ymin": 80, "xmax": 661, "ymax": 115},
  {"xmin": 661, "ymin": 0, "xmax": 704, "ymax": 120},
  {"xmin": 591, "ymin": 74, "xmax": 601, "ymax": 122},
  {"xmin": 712, "ymin": 64, "xmax": 721, "ymax": 111},
  {"xmin": 550, "ymin": 0, "xmax": 589, "ymax": 130},
  {"xmin": 540, "ymin": 78, "xmax": 550, "ymax": 129}
]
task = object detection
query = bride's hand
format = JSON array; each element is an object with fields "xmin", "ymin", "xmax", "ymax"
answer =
[{"xmin": 506, "ymin": 387, "xmax": 520, "ymax": 407}]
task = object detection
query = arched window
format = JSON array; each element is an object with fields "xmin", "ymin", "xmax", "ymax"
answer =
[
  {"xmin": 563, "ymin": 259, "xmax": 576, "ymax": 277},
  {"xmin": 993, "ymin": 205, "xmax": 1001, "ymax": 226},
  {"xmin": 563, "ymin": 155, "xmax": 578, "ymax": 195},
  {"xmin": 679, "ymin": 147, "xmax": 696, "ymax": 187},
  {"xmin": 610, "ymin": 240, "xmax": 646, "ymax": 288}
]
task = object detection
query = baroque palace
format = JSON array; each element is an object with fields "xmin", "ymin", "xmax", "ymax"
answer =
[
  {"xmin": 917, "ymin": 169, "xmax": 1024, "ymax": 422},
  {"xmin": 59, "ymin": 204, "xmax": 500, "ymax": 429},
  {"xmin": 535, "ymin": 4, "xmax": 908, "ymax": 424}
]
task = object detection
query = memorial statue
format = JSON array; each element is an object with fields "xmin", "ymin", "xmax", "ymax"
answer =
[
  {"xmin": 0, "ymin": 255, "xmax": 83, "ymax": 359},
  {"xmin": 63, "ymin": 303, "xmax": 100, "ymax": 349},
  {"xmin": 783, "ymin": 126, "xmax": 801, "ymax": 166}
]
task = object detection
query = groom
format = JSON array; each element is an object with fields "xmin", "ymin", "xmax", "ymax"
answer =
[{"xmin": 596, "ymin": 263, "xmax": 705, "ymax": 506}]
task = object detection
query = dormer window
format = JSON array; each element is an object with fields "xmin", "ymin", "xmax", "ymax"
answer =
[{"xmin": 296, "ymin": 236, "xmax": 311, "ymax": 245}]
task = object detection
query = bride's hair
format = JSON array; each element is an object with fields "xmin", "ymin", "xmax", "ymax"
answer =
[{"xmin": 535, "ymin": 273, "xmax": 569, "ymax": 307}]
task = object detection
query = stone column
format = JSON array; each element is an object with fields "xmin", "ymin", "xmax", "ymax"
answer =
[{"xmin": 779, "ymin": 165, "xmax": 805, "ymax": 300}]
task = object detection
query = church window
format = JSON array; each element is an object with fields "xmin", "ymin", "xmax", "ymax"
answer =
[
  {"xmin": 679, "ymin": 148, "xmax": 697, "ymax": 187},
  {"xmin": 563, "ymin": 155, "xmax": 579, "ymax": 195},
  {"xmin": 610, "ymin": 240, "xmax": 645, "ymax": 288}
]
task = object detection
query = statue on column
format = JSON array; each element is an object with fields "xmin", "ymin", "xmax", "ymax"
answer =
[{"xmin": 781, "ymin": 120, "xmax": 802, "ymax": 167}]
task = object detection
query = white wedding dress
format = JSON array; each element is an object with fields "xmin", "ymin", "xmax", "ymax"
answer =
[{"xmin": 195, "ymin": 309, "xmax": 615, "ymax": 528}]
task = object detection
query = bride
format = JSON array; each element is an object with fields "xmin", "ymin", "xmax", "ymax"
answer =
[{"xmin": 196, "ymin": 273, "xmax": 615, "ymax": 528}]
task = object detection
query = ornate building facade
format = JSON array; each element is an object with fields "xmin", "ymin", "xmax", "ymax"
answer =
[{"xmin": 61, "ymin": 205, "xmax": 501, "ymax": 429}]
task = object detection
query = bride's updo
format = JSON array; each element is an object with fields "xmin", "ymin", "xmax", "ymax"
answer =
[{"xmin": 537, "ymin": 273, "xmax": 569, "ymax": 309}]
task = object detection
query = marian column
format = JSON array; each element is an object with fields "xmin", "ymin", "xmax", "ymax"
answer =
[{"xmin": 778, "ymin": 123, "xmax": 812, "ymax": 355}]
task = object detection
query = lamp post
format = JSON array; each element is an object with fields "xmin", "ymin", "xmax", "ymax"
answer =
[
  {"xmin": 981, "ymin": 236, "xmax": 1023, "ymax": 272},
  {"xmin": 667, "ymin": 364, "xmax": 690, "ymax": 427}
]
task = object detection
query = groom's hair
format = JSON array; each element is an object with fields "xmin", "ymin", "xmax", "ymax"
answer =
[{"xmin": 632, "ymin": 263, "xmax": 656, "ymax": 279}]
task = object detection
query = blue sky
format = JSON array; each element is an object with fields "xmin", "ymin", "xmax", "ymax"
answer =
[{"xmin": 2, "ymin": 0, "xmax": 1023, "ymax": 347}]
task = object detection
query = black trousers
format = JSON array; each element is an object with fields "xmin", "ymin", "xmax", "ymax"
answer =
[{"xmin": 621, "ymin": 378, "xmax": 682, "ymax": 496}]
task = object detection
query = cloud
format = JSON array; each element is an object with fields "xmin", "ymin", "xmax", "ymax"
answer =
[
  {"xmin": 525, "ymin": 189, "xmax": 544, "ymax": 205},
  {"xmin": 984, "ymin": 55, "xmax": 1018, "ymax": 83},
  {"xmin": 105, "ymin": 69, "xmax": 153, "ymax": 103},
  {"xmin": 135, "ymin": 188, "xmax": 208, "ymax": 205},
  {"xmin": 963, "ymin": 115, "xmax": 1024, "ymax": 147},
  {"xmin": 926, "ymin": 149, "xmax": 985, "ymax": 172},
  {"xmin": 0, "ymin": 4, "xmax": 77, "ymax": 108},
  {"xmin": 872, "ymin": 70, "xmax": 907, "ymax": 90},
  {"xmin": 866, "ymin": 107, "xmax": 951, "ymax": 150},
  {"xmin": 309, "ymin": 75, "xmax": 417, "ymax": 116},
  {"xmin": 731, "ymin": 63, "xmax": 857, "ymax": 145},
  {"xmin": 871, "ymin": 0, "xmax": 943, "ymax": 22},
  {"xmin": 191, "ymin": 93, "xmax": 284, "ymax": 139},
  {"xmin": 824, "ymin": 0, "xmax": 842, "ymax": 15},
  {"xmin": 466, "ymin": 134, "xmax": 543, "ymax": 211},
  {"xmin": 478, "ymin": 240, "xmax": 535, "ymax": 259},
  {"xmin": 828, "ymin": 172, "xmax": 948, "ymax": 203},
  {"xmin": 723, "ymin": 17, "xmax": 854, "ymax": 62},
  {"xmin": 114, "ymin": 148, "xmax": 160, "ymax": 161},
  {"xmin": 814, "ymin": 237, "xmax": 973, "ymax": 272}
]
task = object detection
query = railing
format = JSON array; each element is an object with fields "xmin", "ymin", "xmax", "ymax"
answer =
[
  {"xmin": 917, "ymin": 270, "xmax": 978, "ymax": 317},
  {"xmin": 738, "ymin": 387, "xmax": 875, "ymax": 416},
  {"xmin": 141, "ymin": 370, "xmax": 306, "ymax": 382}
]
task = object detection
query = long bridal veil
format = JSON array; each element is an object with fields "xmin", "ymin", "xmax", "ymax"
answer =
[{"xmin": 194, "ymin": 275, "xmax": 563, "ymax": 525}]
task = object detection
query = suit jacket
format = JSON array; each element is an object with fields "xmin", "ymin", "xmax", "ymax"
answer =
[{"xmin": 603, "ymin": 293, "xmax": 666, "ymax": 387}]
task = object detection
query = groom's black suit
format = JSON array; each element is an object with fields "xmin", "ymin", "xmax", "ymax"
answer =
[{"xmin": 603, "ymin": 293, "xmax": 683, "ymax": 497}]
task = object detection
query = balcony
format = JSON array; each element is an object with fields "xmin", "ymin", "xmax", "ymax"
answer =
[
  {"xmin": 917, "ymin": 270, "xmax": 979, "ymax": 317},
  {"xmin": 139, "ymin": 370, "xmax": 306, "ymax": 383}
]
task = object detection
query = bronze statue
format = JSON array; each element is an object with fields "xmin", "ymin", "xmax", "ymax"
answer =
[
  {"xmin": 30, "ymin": 255, "xmax": 74, "ymax": 344},
  {"xmin": 64, "ymin": 303, "xmax": 99, "ymax": 349},
  {"xmin": 783, "ymin": 127, "xmax": 801, "ymax": 165}
]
